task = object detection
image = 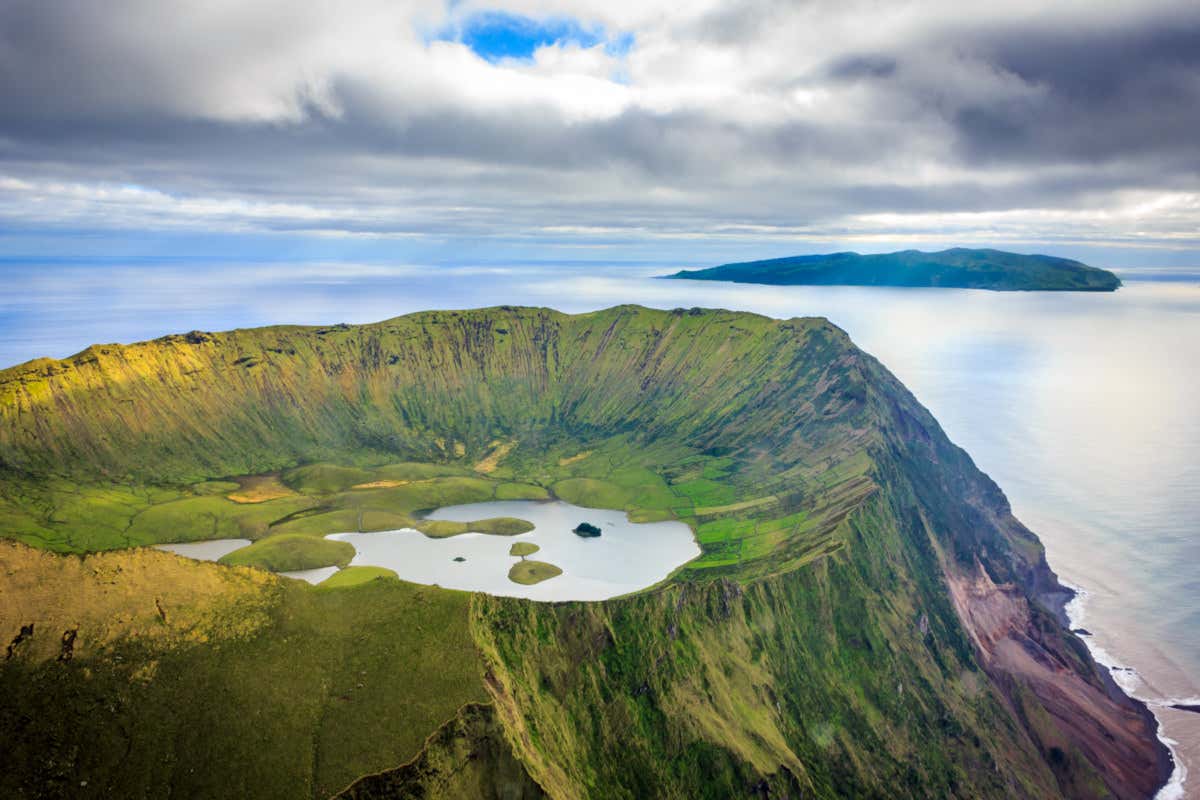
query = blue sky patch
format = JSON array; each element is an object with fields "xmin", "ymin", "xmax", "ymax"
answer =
[{"xmin": 438, "ymin": 11, "xmax": 632, "ymax": 62}]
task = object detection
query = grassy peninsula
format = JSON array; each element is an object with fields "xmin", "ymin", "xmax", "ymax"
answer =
[
  {"xmin": 666, "ymin": 247, "xmax": 1122, "ymax": 291},
  {"xmin": 0, "ymin": 305, "xmax": 1169, "ymax": 798}
]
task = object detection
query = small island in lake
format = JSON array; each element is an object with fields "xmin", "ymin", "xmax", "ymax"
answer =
[
  {"xmin": 509, "ymin": 541, "xmax": 540, "ymax": 558},
  {"xmin": 573, "ymin": 522, "xmax": 602, "ymax": 537},
  {"xmin": 508, "ymin": 560, "xmax": 563, "ymax": 585},
  {"xmin": 665, "ymin": 247, "xmax": 1121, "ymax": 292},
  {"xmin": 414, "ymin": 516, "xmax": 534, "ymax": 538}
]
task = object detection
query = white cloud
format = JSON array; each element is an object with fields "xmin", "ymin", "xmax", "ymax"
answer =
[{"xmin": 0, "ymin": 0, "xmax": 1196, "ymax": 253}]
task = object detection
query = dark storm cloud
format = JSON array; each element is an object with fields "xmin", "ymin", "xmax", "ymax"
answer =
[
  {"xmin": 824, "ymin": 55, "xmax": 898, "ymax": 81},
  {"xmin": 954, "ymin": 16, "xmax": 1200, "ymax": 164},
  {"xmin": 819, "ymin": 9, "xmax": 1200, "ymax": 169}
]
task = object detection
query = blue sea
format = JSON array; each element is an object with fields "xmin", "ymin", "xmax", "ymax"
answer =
[{"xmin": 2, "ymin": 260, "xmax": 1198, "ymax": 797}]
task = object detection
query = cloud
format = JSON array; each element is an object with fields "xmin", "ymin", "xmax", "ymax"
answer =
[{"xmin": 0, "ymin": 0, "xmax": 1196, "ymax": 255}]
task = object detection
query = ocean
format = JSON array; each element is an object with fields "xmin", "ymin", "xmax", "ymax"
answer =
[{"xmin": 3, "ymin": 260, "xmax": 1198, "ymax": 797}]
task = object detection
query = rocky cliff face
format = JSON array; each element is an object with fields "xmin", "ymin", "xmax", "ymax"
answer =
[
  {"xmin": 863, "ymin": 352, "xmax": 1173, "ymax": 798},
  {"xmin": 0, "ymin": 305, "xmax": 1170, "ymax": 798}
]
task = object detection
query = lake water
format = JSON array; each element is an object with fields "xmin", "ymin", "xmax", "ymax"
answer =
[
  {"xmin": 331, "ymin": 500, "xmax": 700, "ymax": 600},
  {"xmin": 5, "ymin": 261, "xmax": 1199, "ymax": 796},
  {"xmin": 278, "ymin": 565, "xmax": 341, "ymax": 584},
  {"xmin": 155, "ymin": 538, "xmax": 250, "ymax": 561},
  {"xmin": 153, "ymin": 539, "xmax": 340, "ymax": 584}
]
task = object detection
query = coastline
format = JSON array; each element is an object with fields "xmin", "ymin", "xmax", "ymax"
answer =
[
  {"xmin": 1061, "ymin": 580, "xmax": 1186, "ymax": 800},
  {"xmin": 1005, "ymin": 520, "xmax": 1177, "ymax": 798}
]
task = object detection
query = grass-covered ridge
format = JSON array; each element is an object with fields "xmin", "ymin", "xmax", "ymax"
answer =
[
  {"xmin": 0, "ymin": 305, "xmax": 1170, "ymax": 798},
  {"xmin": 667, "ymin": 247, "xmax": 1122, "ymax": 291}
]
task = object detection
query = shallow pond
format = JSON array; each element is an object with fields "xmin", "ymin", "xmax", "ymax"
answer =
[
  {"xmin": 330, "ymin": 499, "xmax": 700, "ymax": 601},
  {"xmin": 155, "ymin": 539, "xmax": 337, "ymax": 584},
  {"xmin": 155, "ymin": 538, "xmax": 250, "ymax": 561},
  {"xmin": 279, "ymin": 566, "xmax": 341, "ymax": 584}
]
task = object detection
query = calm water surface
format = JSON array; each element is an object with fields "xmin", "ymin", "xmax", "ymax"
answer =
[
  {"xmin": 5, "ymin": 261, "xmax": 1198, "ymax": 796},
  {"xmin": 155, "ymin": 538, "xmax": 250, "ymax": 561},
  {"xmin": 279, "ymin": 565, "xmax": 341, "ymax": 584},
  {"xmin": 153, "ymin": 539, "xmax": 340, "ymax": 584},
  {"xmin": 333, "ymin": 500, "xmax": 699, "ymax": 601}
]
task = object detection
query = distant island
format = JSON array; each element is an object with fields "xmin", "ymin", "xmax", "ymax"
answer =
[{"xmin": 665, "ymin": 247, "xmax": 1121, "ymax": 291}]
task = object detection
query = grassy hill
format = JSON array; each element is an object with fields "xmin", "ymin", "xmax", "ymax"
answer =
[
  {"xmin": 0, "ymin": 306, "xmax": 1168, "ymax": 798},
  {"xmin": 666, "ymin": 248, "xmax": 1122, "ymax": 291}
]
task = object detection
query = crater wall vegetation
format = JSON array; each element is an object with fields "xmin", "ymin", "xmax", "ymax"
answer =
[{"xmin": 0, "ymin": 305, "xmax": 1170, "ymax": 798}]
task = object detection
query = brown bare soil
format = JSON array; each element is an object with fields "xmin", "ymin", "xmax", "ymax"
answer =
[
  {"xmin": 474, "ymin": 440, "xmax": 516, "ymax": 474},
  {"xmin": 351, "ymin": 480, "xmax": 409, "ymax": 490},
  {"xmin": 227, "ymin": 474, "xmax": 297, "ymax": 504},
  {"xmin": 945, "ymin": 560, "xmax": 1170, "ymax": 800}
]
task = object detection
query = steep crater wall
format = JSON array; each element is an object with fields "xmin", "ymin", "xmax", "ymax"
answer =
[{"xmin": 0, "ymin": 305, "xmax": 1171, "ymax": 798}]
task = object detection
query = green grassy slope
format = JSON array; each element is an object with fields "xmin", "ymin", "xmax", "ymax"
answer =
[
  {"xmin": 319, "ymin": 566, "xmax": 399, "ymax": 588},
  {"xmin": 339, "ymin": 704, "xmax": 546, "ymax": 800},
  {"xmin": 667, "ymin": 247, "xmax": 1122, "ymax": 291},
  {"xmin": 0, "ymin": 306, "xmax": 856, "ymax": 484},
  {"xmin": 0, "ymin": 305, "xmax": 1169, "ymax": 799},
  {"xmin": 0, "ymin": 542, "xmax": 486, "ymax": 799}
]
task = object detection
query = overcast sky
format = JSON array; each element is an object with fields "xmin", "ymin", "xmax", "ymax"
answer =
[{"xmin": 1, "ymin": 0, "xmax": 1197, "ymax": 266}]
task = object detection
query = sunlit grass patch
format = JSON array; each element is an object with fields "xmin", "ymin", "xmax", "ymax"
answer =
[
  {"xmin": 509, "ymin": 542, "xmax": 540, "ymax": 558},
  {"xmin": 557, "ymin": 450, "xmax": 592, "ymax": 467},
  {"xmin": 671, "ymin": 478, "xmax": 736, "ymax": 508},
  {"xmin": 693, "ymin": 495, "xmax": 778, "ymax": 517},
  {"xmin": 359, "ymin": 510, "xmax": 414, "ymax": 531},
  {"xmin": 191, "ymin": 480, "xmax": 240, "ymax": 496},
  {"xmin": 318, "ymin": 566, "xmax": 398, "ymax": 589},
  {"xmin": 227, "ymin": 474, "xmax": 296, "ymax": 504},
  {"xmin": 128, "ymin": 494, "xmax": 316, "ymax": 545},
  {"xmin": 269, "ymin": 508, "xmax": 360, "ymax": 537},
  {"xmin": 508, "ymin": 559, "xmax": 562, "ymax": 585},
  {"xmin": 474, "ymin": 440, "xmax": 516, "ymax": 473},
  {"xmin": 551, "ymin": 477, "xmax": 629, "ymax": 509},
  {"xmin": 219, "ymin": 533, "xmax": 355, "ymax": 572},
  {"xmin": 415, "ymin": 517, "xmax": 534, "ymax": 538},
  {"xmin": 350, "ymin": 479, "xmax": 408, "ymax": 490},
  {"xmin": 375, "ymin": 461, "xmax": 473, "ymax": 481},
  {"xmin": 282, "ymin": 464, "xmax": 375, "ymax": 494},
  {"xmin": 495, "ymin": 482, "xmax": 550, "ymax": 500}
]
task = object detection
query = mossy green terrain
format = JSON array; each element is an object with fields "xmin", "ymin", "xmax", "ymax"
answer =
[
  {"xmin": 0, "ymin": 541, "xmax": 486, "ymax": 799},
  {"xmin": 0, "ymin": 305, "xmax": 1170, "ymax": 799},
  {"xmin": 226, "ymin": 473, "xmax": 296, "ymax": 503},
  {"xmin": 507, "ymin": 560, "xmax": 563, "ymax": 585},
  {"xmin": 320, "ymin": 566, "xmax": 399, "ymax": 588},
  {"xmin": 283, "ymin": 463, "xmax": 377, "ymax": 494},
  {"xmin": 509, "ymin": 542, "xmax": 539, "ymax": 558},
  {"xmin": 414, "ymin": 517, "xmax": 535, "ymax": 538},
  {"xmin": 495, "ymin": 482, "xmax": 551, "ymax": 500},
  {"xmin": 219, "ymin": 533, "xmax": 356, "ymax": 572}
]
